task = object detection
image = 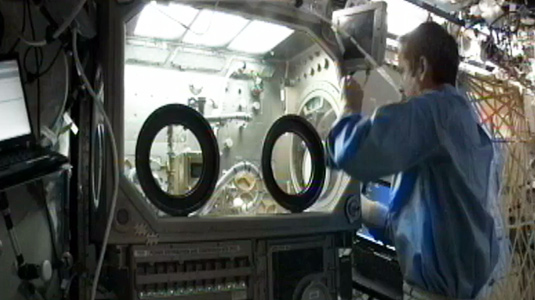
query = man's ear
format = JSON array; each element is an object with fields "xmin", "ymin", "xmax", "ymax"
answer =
[{"xmin": 418, "ymin": 56, "xmax": 429, "ymax": 82}]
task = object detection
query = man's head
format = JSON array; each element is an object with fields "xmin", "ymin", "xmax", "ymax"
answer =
[{"xmin": 398, "ymin": 22, "xmax": 460, "ymax": 97}]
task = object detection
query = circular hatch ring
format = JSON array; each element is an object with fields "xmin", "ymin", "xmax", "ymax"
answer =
[
  {"xmin": 135, "ymin": 104, "xmax": 219, "ymax": 216},
  {"xmin": 261, "ymin": 115, "xmax": 326, "ymax": 213},
  {"xmin": 290, "ymin": 81, "xmax": 344, "ymax": 210}
]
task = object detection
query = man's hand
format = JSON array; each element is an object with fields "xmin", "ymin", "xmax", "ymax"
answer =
[{"xmin": 341, "ymin": 76, "xmax": 364, "ymax": 114}]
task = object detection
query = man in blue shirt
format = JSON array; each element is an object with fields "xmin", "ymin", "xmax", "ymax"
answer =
[{"xmin": 328, "ymin": 22, "xmax": 500, "ymax": 299}]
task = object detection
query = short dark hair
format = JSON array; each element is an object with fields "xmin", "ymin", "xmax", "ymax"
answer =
[{"xmin": 399, "ymin": 22, "xmax": 460, "ymax": 86}]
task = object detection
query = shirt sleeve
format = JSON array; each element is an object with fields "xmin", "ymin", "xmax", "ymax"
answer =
[{"xmin": 327, "ymin": 96, "xmax": 441, "ymax": 182}]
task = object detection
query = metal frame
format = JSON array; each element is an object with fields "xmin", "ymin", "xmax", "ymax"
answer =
[{"xmin": 97, "ymin": 0, "xmax": 360, "ymax": 246}]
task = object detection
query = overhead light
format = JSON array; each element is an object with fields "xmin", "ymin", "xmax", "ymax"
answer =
[
  {"xmin": 228, "ymin": 20, "xmax": 294, "ymax": 54},
  {"xmin": 379, "ymin": 0, "xmax": 443, "ymax": 37},
  {"xmin": 134, "ymin": 2, "xmax": 199, "ymax": 40},
  {"xmin": 386, "ymin": 38, "xmax": 400, "ymax": 48},
  {"xmin": 183, "ymin": 10, "xmax": 249, "ymax": 47}
]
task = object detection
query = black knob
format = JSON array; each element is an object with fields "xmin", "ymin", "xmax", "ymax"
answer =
[{"xmin": 18, "ymin": 264, "xmax": 40, "ymax": 281}]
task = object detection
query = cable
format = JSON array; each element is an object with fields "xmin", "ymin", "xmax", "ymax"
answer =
[
  {"xmin": 54, "ymin": 0, "xmax": 87, "ymax": 40},
  {"xmin": 51, "ymin": 50, "xmax": 69, "ymax": 131},
  {"xmin": 21, "ymin": 43, "xmax": 67, "ymax": 135},
  {"xmin": 151, "ymin": 4, "xmax": 195, "ymax": 32},
  {"xmin": 28, "ymin": 44, "xmax": 64, "ymax": 79},
  {"xmin": 72, "ymin": 28, "xmax": 119, "ymax": 300},
  {"xmin": 26, "ymin": 0, "xmax": 42, "ymax": 140},
  {"xmin": 18, "ymin": 34, "xmax": 47, "ymax": 47},
  {"xmin": 6, "ymin": 0, "xmax": 27, "ymax": 53},
  {"xmin": 3, "ymin": 0, "xmax": 87, "ymax": 47}
]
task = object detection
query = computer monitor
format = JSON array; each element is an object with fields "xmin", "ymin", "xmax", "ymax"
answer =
[
  {"xmin": 358, "ymin": 180, "xmax": 395, "ymax": 249},
  {"xmin": 333, "ymin": 1, "xmax": 388, "ymax": 72},
  {"xmin": 0, "ymin": 58, "xmax": 32, "ymax": 143}
]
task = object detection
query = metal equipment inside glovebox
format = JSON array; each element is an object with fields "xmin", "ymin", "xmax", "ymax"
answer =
[{"xmin": 80, "ymin": 1, "xmax": 402, "ymax": 299}]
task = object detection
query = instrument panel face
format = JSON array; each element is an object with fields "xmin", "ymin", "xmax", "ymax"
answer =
[
  {"xmin": 122, "ymin": 1, "xmax": 348, "ymax": 219},
  {"xmin": 126, "ymin": 235, "xmax": 346, "ymax": 300}
]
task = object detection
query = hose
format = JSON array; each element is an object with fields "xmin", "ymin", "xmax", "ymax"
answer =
[
  {"xmin": 53, "ymin": 0, "xmax": 88, "ymax": 40},
  {"xmin": 16, "ymin": 0, "xmax": 87, "ymax": 47},
  {"xmin": 197, "ymin": 161, "xmax": 262, "ymax": 215}
]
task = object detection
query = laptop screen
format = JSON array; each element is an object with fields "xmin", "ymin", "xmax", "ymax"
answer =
[
  {"xmin": 358, "ymin": 180, "xmax": 396, "ymax": 250},
  {"xmin": 0, "ymin": 59, "xmax": 32, "ymax": 142}
]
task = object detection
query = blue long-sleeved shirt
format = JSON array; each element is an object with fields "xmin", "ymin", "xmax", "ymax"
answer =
[{"xmin": 327, "ymin": 85, "xmax": 500, "ymax": 299}]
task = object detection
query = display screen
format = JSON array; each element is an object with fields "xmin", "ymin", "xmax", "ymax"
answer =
[
  {"xmin": 336, "ymin": 10, "xmax": 375, "ymax": 60},
  {"xmin": 358, "ymin": 181, "xmax": 395, "ymax": 249},
  {"xmin": 0, "ymin": 60, "xmax": 32, "ymax": 142},
  {"xmin": 272, "ymin": 248, "xmax": 323, "ymax": 299}
]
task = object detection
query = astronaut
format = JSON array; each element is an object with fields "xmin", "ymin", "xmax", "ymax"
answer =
[{"xmin": 328, "ymin": 22, "xmax": 501, "ymax": 300}]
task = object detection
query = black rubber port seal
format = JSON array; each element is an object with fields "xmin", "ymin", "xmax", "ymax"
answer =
[
  {"xmin": 261, "ymin": 115, "xmax": 326, "ymax": 213},
  {"xmin": 135, "ymin": 104, "xmax": 219, "ymax": 216}
]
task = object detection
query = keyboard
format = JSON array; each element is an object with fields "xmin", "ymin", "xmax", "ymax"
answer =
[
  {"xmin": 0, "ymin": 148, "xmax": 68, "ymax": 190},
  {"xmin": 0, "ymin": 150, "xmax": 47, "ymax": 170}
]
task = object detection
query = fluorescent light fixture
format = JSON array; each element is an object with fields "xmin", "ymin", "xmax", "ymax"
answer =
[
  {"xmin": 183, "ymin": 10, "xmax": 249, "ymax": 47},
  {"xmin": 228, "ymin": 20, "xmax": 294, "ymax": 54},
  {"xmin": 125, "ymin": 44, "xmax": 170, "ymax": 64},
  {"xmin": 380, "ymin": 0, "xmax": 428, "ymax": 37},
  {"xmin": 134, "ymin": 2, "xmax": 199, "ymax": 40},
  {"xmin": 386, "ymin": 38, "xmax": 400, "ymax": 48}
]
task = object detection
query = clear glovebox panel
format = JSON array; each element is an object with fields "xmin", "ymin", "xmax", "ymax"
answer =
[{"xmin": 123, "ymin": 2, "xmax": 345, "ymax": 217}]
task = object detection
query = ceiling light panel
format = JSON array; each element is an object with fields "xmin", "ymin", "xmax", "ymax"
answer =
[
  {"xmin": 134, "ymin": 3, "xmax": 199, "ymax": 40},
  {"xmin": 228, "ymin": 20, "xmax": 294, "ymax": 54},
  {"xmin": 172, "ymin": 52, "xmax": 227, "ymax": 72},
  {"xmin": 380, "ymin": 0, "xmax": 428, "ymax": 37},
  {"xmin": 182, "ymin": 10, "xmax": 249, "ymax": 47},
  {"xmin": 125, "ymin": 44, "xmax": 170, "ymax": 65}
]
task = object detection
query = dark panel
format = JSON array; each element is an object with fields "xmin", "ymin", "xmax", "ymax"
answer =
[{"xmin": 332, "ymin": 0, "xmax": 348, "ymax": 9}]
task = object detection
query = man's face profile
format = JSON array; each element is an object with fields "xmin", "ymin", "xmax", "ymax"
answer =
[{"xmin": 399, "ymin": 50, "xmax": 420, "ymax": 98}]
